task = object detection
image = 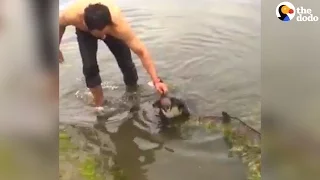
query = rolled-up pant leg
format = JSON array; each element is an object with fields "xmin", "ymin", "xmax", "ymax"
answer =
[
  {"xmin": 103, "ymin": 36, "xmax": 138, "ymax": 86},
  {"xmin": 76, "ymin": 29, "xmax": 101, "ymax": 88}
]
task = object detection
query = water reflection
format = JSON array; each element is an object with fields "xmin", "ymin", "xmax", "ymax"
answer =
[
  {"xmin": 82, "ymin": 92, "xmax": 164, "ymax": 179},
  {"xmin": 68, "ymin": 89, "xmax": 196, "ymax": 179},
  {"xmin": 95, "ymin": 118, "xmax": 161, "ymax": 179}
]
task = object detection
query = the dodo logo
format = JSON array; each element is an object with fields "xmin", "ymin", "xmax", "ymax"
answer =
[
  {"xmin": 276, "ymin": 2, "xmax": 319, "ymax": 22},
  {"xmin": 276, "ymin": 2, "xmax": 295, "ymax": 22}
]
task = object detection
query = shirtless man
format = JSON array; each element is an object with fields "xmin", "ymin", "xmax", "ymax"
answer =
[{"xmin": 59, "ymin": 0, "xmax": 168, "ymax": 112}]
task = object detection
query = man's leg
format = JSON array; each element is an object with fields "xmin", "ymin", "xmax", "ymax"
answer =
[
  {"xmin": 76, "ymin": 29, "xmax": 104, "ymax": 107},
  {"xmin": 103, "ymin": 36, "xmax": 138, "ymax": 90}
]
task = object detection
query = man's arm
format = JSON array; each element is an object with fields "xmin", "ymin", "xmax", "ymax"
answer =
[
  {"xmin": 59, "ymin": 13, "xmax": 69, "ymax": 62},
  {"xmin": 113, "ymin": 14, "xmax": 160, "ymax": 84},
  {"xmin": 59, "ymin": 14, "xmax": 68, "ymax": 45}
]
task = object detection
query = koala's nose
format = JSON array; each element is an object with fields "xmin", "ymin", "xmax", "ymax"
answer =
[{"xmin": 160, "ymin": 97, "xmax": 171, "ymax": 107}]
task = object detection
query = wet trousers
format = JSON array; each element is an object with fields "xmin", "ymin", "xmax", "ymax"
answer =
[{"xmin": 76, "ymin": 29, "xmax": 138, "ymax": 88}]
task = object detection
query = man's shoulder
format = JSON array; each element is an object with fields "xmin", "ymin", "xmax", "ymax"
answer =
[
  {"xmin": 59, "ymin": 0, "xmax": 85, "ymax": 25},
  {"xmin": 59, "ymin": 8, "xmax": 74, "ymax": 26}
]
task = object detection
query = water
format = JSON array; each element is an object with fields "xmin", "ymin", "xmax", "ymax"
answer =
[{"xmin": 59, "ymin": 0, "xmax": 261, "ymax": 179}]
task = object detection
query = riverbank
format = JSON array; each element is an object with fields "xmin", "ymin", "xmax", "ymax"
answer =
[{"xmin": 59, "ymin": 112, "xmax": 261, "ymax": 180}]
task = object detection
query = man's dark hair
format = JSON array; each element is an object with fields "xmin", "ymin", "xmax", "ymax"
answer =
[{"xmin": 84, "ymin": 3, "xmax": 113, "ymax": 31}]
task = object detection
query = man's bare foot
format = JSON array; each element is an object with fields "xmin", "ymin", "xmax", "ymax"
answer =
[
  {"xmin": 83, "ymin": 91, "xmax": 106, "ymax": 115},
  {"xmin": 84, "ymin": 91, "xmax": 95, "ymax": 106},
  {"xmin": 83, "ymin": 85, "xmax": 104, "ymax": 106},
  {"xmin": 95, "ymin": 106, "xmax": 105, "ymax": 115},
  {"xmin": 90, "ymin": 86, "xmax": 104, "ymax": 106}
]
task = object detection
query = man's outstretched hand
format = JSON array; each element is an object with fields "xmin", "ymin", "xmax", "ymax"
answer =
[{"xmin": 154, "ymin": 81, "xmax": 168, "ymax": 95}]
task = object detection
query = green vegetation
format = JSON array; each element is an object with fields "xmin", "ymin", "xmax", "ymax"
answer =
[
  {"xmin": 59, "ymin": 130, "xmax": 106, "ymax": 180},
  {"xmin": 201, "ymin": 118, "xmax": 261, "ymax": 180},
  {"xmin": 59, "ymin": 130, "xmax": 127, "ymax": 180},
  {"xmin": 59, "ymin": 114, "xmax": 261, "ymax": 180},
  {"xmin": 222, "ymin": 125, "xmax": 261, "ymax": 180},
  {"xmin": 0, "ymin": 144, "xmax": 16, "ymax": 180},
  {"xmin": 187, "ymin": 115, "xmax": 261, "ymax": 180}
]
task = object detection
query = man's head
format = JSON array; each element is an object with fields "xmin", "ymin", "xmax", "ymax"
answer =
[{"xmin": 84, "ymin": 3, "xmax": 113, "ymax": 38}]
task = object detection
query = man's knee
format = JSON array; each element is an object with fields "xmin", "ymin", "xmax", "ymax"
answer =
[{"xmin": 83, "ymin": 65, "xmax": 101, "ymax": 88}]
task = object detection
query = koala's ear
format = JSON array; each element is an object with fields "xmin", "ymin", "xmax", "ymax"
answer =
[
  {"xmin": 154, "ymin": 108, "xmax": 160, "ymax": 116},
  {"xmin": 170, "ymin": 97, "xmax": 182, "ymax": 104}
]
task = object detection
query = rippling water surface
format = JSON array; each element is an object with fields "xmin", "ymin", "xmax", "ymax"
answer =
[{"xmin": 59, "ymin": 0, "xmax": 260, "ymax": 179}]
